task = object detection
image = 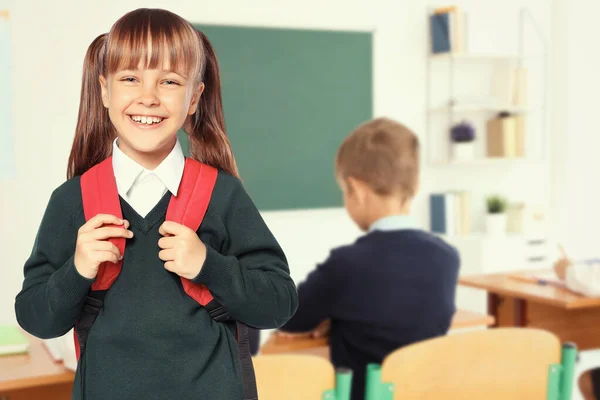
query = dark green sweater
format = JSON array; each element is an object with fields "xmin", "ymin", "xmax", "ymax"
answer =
[{"xmin": 14, "ymin": 170, "xmax": 298, "ymax": 400}]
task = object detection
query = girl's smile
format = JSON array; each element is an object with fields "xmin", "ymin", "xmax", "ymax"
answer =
[{"xmin": 127, "ymin": 114, "xmax": 168, "ymax": 129}]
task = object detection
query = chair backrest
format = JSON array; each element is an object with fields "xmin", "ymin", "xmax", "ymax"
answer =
[
  {"xmin": 253, "ymin": 354, "xmax": 337, "ymax": 400},
  {"xmin": 380, "ymin": 328, "xmax": 561, "ymax": 400}
]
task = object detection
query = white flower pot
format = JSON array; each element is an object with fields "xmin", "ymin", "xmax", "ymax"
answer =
[
  {"xmin": 451, "ymin": 142, "xmax": 475, "ymax": 162},
  {"xmin": 485, "ymin": 213, "xmax": 506, "ymax": 236}
]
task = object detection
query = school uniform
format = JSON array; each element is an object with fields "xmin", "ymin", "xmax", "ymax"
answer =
[
  {"xmin": 279, "ymin": 215, "xmax": 460, "ymax": 400},
  {"xmin": 15, "ymin": 139, "xmax": 298, "ymax": 400}
]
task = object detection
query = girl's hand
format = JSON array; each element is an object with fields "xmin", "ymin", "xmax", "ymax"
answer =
[
  {"xmin": 158, "ymin": 221, "xmax": 206, "ymax": 280},
  {"xmin": 74, "ymin": 214, "xmax": 133, "ymax": 279}
]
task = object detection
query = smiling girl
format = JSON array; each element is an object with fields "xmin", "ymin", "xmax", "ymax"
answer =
[{"xmin": 15, "ymin": 8, "xmax": 297, "ymax": 400}]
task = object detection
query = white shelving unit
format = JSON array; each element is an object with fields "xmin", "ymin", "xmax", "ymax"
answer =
[
  {"xmin": 425, "ymin": 8, "xmax": 548, "ymax": 165},
  {"xmin": 424, "ymin": 8, "xmax": 553, "ymax": 314}
]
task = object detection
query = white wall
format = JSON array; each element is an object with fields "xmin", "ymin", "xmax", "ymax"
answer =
[
  {"xmin": 550, "ymin": 0, "xmax": 600, "ymax": 259},
  {"xmin": 0, "ymin": 0, "xmax": 553, "ymax": 324}
]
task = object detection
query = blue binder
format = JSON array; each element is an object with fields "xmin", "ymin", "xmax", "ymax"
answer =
[{"xmin": 430, "ymin": 13, "xmax": 450, "ymax": 54}]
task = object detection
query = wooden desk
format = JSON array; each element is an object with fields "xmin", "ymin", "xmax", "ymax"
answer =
[
  {"xmin": 260, "ymin": 309, "xmax": 495, "ymax": 358},
  {"xmin": 0, "ymin": 335, "xmax": 74, "ymax": 400},
  {"xmin": 460, "ymin": 270, "xmax": 600, "ymax": 350},
  {"xmin": 450, "ymin": 309, "xmax": 496, "ymax": 329}
]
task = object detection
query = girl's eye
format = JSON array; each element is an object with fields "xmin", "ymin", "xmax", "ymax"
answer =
[
  {"xmin": 121, "ymin": 77, "xmax": 137, "ymax": 83},
  {"xmin": 163, "ymin": 80, "xmax": 180, "ymax": 86}
]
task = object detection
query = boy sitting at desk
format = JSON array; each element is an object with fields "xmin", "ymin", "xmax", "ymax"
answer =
[{"xmin": 277, "ymin": 117, "xmax": 460, "ymax": 400}]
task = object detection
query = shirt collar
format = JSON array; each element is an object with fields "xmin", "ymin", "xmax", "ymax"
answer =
[
  {"xmin": 152, "ymin": 138, "xmax": 185, "ymax": 196},
  {"xmin": 369, "ymin": 215, "xmax": 417, "ymax": 232},
  {"xmin": 112, "ymin": 138, "xmax": 185, "ymax": 196}
]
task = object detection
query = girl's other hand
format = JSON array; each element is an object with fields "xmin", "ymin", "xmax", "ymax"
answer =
[{"xmin": 74, "ymin": 214, "xmax": 133, "ymax": 279}]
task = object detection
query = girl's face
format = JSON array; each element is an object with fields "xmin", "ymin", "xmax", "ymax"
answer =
[{"xmin": 100, "ymin": 56, "xmax": 203, "ymax": 166}]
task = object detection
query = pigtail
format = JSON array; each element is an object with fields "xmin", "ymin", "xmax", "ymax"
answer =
[
  {"xmin": 185, "ymin": 31, "xmax": 239, "ymax": 178},
  {"xmin": 67, "ymin": 33, "xmax": 114, "ymax": 179}
]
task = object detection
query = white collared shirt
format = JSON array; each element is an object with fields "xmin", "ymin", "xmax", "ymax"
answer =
[
  {"xmin": 112, "ymin": 138, "xmax": 185, "ymax": 217},
  {"xmin": 368, "ymin": 215, "xmax": 417, "ymax": 232}
]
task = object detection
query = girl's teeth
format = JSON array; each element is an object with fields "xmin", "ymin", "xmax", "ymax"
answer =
[{"xmin": 131, "ymin": 116, "xmax": 163, "ymax": 125}]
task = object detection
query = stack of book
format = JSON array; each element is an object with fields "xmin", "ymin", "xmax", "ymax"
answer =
[{"xmin": 430, "ymin": 191, "xmax": 472, "ymax": 235}]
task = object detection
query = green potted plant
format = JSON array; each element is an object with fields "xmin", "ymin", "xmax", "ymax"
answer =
[{"xmin": 485, "ymin": 195, "xmax": 507, "ymax": 235}]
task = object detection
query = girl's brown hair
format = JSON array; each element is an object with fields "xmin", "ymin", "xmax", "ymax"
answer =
[{"xmin": 67, "ymin": 8, "xmax": 238, "ymax": 179}]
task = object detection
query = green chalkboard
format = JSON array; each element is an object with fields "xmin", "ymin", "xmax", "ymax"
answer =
[{"xmin": 181, "ymin": 24, "xmax": 372, "ymax": 211}]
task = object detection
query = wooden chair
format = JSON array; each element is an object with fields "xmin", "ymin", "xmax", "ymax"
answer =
[
  {"xmin": 252, "ymin": 354, "xmax": 352, "ymax": 400},
  {"xmin": 364, "ymin": 328, "xmax": 577, "ymax": 400}
]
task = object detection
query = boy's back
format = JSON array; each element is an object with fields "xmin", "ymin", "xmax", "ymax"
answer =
[
  {"xmin": 279, "ymin": 117, "xmax": 460, "ymax": 400},
  {"xmin": 325, "ymin": 228, "xmax": 459, "ymax": 399},
  {"xmin": 282, "ymin": 225, "xmax": 459, "ymax": 399}
]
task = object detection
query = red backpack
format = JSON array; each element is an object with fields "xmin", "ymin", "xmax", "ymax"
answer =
[{"xmin": 75, "ymin": 157, "xmax": 257, "ymax": 400}]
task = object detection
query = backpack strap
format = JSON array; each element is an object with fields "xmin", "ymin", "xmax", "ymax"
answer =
[
  {"xmin": 172, "ymin": 159, "xmax": 258, "ymax": 400},
  {"xmin": 168, "ymin": 158, "xmax": 217, "ymax": 306},
  {"xmin": 81, "ymin": 157, "xmax": 125, "ymax": 291},
  {"xmin": 75, "ymin": 157, "xmax": 124, "ymax": 361}
]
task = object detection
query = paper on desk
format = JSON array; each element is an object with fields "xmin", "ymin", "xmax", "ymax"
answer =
[
  {"xmin": 43, "ymin": 329, "xmax": 77, "ymax": 371},
  {"xmin": 61, "ymin": 329, "xmax": 77, "ymax": 371},
  {"xmin": 43, "ymin": 336, "xmax": 65, "ymax": 361},
  {"xmin": 528, "ymin": 271, "xmax": 567, "ymax": 287}
]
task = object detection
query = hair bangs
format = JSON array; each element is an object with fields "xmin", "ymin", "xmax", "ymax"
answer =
[{"xmin": 105, "ymin": 8, "xmax": 203, "ymax": 81}]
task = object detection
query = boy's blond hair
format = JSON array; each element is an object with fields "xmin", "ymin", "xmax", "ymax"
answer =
[{"xmin": 335, "ymin": 117, "xmax": 420, "ymax": 201}]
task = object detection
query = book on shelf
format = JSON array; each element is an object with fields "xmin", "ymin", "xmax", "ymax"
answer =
[
  {"xmin": 492, "ymin": 66, "xmax": 528, "ymax": 107},
  {"xmin": 430, "ymin": 6, "xmax": 465, "ymax": 54},
  {"xmin": 512, "ymin": 67, "xmax": 528, "ymax": 107},
  {"xmin": 0, "ymin": 325, "xmax": 29, "ymax": 356},
  {"xmin": 487, "ymin": 114, "xmax": 525, "ymax": 158},
  {"xmin": 430, "ymin": 191, "xmax": 471, "ymax": 235}
]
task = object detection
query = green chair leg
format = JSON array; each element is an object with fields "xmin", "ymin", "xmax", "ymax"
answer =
[
  {"xmin": 322, "ymin": 368, "xmax": 353, "ymax": 400},
  {"xmin": 365, "ymin": 363, "xmax": 394, "ymax": 400},
  {"xmin": 559, "ymin": 342, "xmax": 577, "ymax": 400},
  {"xmin": 335, "ymin": 368, "xmax": 353, "ymax": 400},
  {"xmin": 547, "ymin": 363, "xmax": 562, "ymax": 400}
]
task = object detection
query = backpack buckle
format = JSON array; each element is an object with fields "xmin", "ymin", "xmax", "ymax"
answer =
[
  {"xmin": 206, "ymin": 304, "xmax": 232, "ymax": 322},
  {"xmin": 82, "ymin": 295, "xmax": 103, "ymax": 316}
]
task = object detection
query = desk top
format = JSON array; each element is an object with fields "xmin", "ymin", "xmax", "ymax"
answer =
[
  {"xmin": 460, "ymin": 270, "xmax": 600, "ymax": 310},
  {"xmin": 260, "ymin": 309, "xmax": 495, "ymax": 356},
  {"xmin": 0, "ymin": 334, "xmax": 74, "ymax": 392}
]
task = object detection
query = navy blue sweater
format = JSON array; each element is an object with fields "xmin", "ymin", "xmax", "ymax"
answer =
[{"xmin": 280, "ymin": 229, "xmax": 460, "ymax": 400}]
